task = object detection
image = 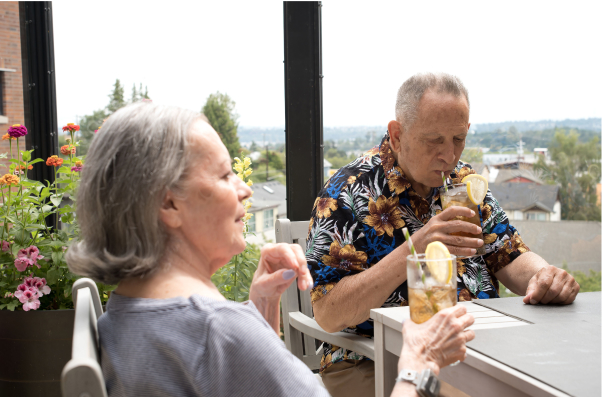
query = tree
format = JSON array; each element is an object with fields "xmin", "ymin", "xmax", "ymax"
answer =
[
  {"xmin": 107, "ymin": 79, "xmax": 126, "ymax": 113},
  {"xmin": 202, "ymin": 92, "xmax": 241, "ymax": 159},
  {"xmin": 67, "ymin": 80, "xmax": 150, "ymax": 156},
  {"xmin": 461, "ymin": 148, "xmax": 483, "ymax": 164},
  {"xmin": 534, "ymin": 129, "xmax": 601, "ymax": 221}
]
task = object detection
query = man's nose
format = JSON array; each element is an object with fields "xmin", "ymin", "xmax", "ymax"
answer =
[{"xmin": 439, "ymin": 142, "xmax": 456, "ymax": 165}]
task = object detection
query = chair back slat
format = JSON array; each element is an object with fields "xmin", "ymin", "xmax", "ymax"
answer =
[{"xmin": 276, "ymin": 219, "xmax": 321, "ymax": 368}]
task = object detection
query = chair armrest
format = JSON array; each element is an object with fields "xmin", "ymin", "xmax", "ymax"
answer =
[
  {"xmin": 289, "ymin": 311, "xmax": 375, "ymax": 360},
  {"xmin": 61, "ymin": 357, "xmax": 108, "ymax": 397}
]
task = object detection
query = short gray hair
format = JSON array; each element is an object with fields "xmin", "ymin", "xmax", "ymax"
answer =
[
  {"xmin": 395, "ymin": 72, "xmax": 470, "ymax": 129},
  {"xmin": 66, "ymin": 102, "xmax": 202, "ymax": 285}
]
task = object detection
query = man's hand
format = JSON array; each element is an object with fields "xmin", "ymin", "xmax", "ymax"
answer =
[
  {"xmin": 411, "ymin": 206, "xmax": 484, "ymax": 256},
  {"xmin": 523, "ymin": 265, "xmax": 580, "ymax": 305}
]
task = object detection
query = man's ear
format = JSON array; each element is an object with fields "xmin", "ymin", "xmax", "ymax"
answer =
[
  {"xmin": 159, "ymin": 191, "xmax": 182, "ymax": 229},
  {"xmin": 388, "ymin": 120, "xmax": 403, "ymax": 152}
]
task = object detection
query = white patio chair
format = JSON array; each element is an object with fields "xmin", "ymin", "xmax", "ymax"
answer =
[
  {"xmin": 276, "ymin": 218, "xmax": 375, "ymax": 373},
  {"xmin": 61, "ymin": 278, "xmax": 107, "ymax": 397}
]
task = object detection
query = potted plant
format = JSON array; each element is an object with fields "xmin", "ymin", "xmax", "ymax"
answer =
[{"xmin": 0, "ymin": 123, "xmax": 113, "ymax": 397}]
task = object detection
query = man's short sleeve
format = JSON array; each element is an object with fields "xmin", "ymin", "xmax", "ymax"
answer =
[
  {"xmin": 306, "ymin": 174, "xmax": 368, "ymax": 304},
  {"xmin": 480, "ymin": 191, "xmax": 531, "ymax": 274}
]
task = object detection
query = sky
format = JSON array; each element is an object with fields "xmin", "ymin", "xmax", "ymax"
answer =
[{"xmin": 52, "ymin": 0, "xmax": 602, "ymax": 128}]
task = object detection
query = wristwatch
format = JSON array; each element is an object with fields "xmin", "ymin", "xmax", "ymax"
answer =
[{"xmin": 395, "ymin": 368, "xmax": 441, "ymax": 397}]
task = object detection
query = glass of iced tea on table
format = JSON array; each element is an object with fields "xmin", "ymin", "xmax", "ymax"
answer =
[
  {"xmin": 440, "ymin": 183, "xmax": 486, "ymax": 258},
  {"xmin": 407, "ymin": 252, "xmax": 457, "ymax": 324}
]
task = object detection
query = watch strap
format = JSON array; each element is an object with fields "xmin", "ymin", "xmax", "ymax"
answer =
[{"xmin": 395, "ymin": 369, "xmax": 421, "ymax": 386}]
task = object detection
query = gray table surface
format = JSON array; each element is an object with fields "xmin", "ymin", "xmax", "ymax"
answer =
[{"xmin": 468, "ymin": 292, "xmax": 601, "ymax": 397}]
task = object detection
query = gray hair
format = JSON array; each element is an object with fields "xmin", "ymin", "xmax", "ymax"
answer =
[
  {"xmin": 66, "ymin": 102, "xmax": 202, "ymax": 285},
  {"xmin": 395, "ymin": 72, "xmax": 470, "ymax": 129}
]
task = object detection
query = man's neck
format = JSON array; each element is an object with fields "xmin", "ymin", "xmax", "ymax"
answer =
[{"xmin": 394, "ymin": 154, "xmax": 433, "ymax": 198}]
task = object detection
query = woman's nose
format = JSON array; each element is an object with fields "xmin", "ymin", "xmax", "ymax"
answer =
[{"xmin": 239, "ymin": 178, "xmax": 252, "ymax": 201}]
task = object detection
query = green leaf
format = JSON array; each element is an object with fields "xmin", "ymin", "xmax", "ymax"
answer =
[
  {"xmin": 6, "ymin": 300, "xmax": 18, "ymax": 311},
  {"xmin": 56, "ymin": 166, "xmax": 72, "ymax": 174},
  {"xmin": 46, "ymin": 268, "xmax": 59, "ymax": 285},
  {"xmin": 50, "ymin": 194, "xmax": 64, "ymax": 207},
  {"xmin": 51, "ymin": 251, "xmax": 63, "ymax": 265},
  {"xmin": 28, "ymin": 158, "xmax": 44, "ymax": 166}
]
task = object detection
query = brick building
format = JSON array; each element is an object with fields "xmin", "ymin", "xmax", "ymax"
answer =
[{"xmin": 0, "ymin": 2, "xmax": 26, "ymax": 170}]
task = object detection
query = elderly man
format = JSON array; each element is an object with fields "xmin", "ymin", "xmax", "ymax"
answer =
[{"xmin": 306, "ymin": 72, "xmax": 580, "ymax": 397}]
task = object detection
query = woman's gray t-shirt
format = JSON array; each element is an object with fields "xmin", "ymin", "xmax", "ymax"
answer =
[{"xmin": 99, "ymin": 293, "xmax": 329, "ymax": 396}]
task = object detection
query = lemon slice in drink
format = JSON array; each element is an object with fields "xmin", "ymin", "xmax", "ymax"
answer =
[
  {"xmin": 424, "ymin": 241, "xmax": 453, "ymax": 284},
  {"xmin": 462, "ymin": 174, "xmax": 488, "ymax": 205}
]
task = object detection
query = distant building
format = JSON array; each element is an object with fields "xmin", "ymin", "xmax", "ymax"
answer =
[
  {"xmin": 246, "ymin": 181, "xmax": 286, "ymax": 245},
  {"xmin": 489, "ymin": 183, "xmax": 561, "ymax": 221},
  {"xmin": 466, "ymin": 162, "xmax": 489, "ymax": 181},
  {"xmin": 323, "ymin": 159, "xmax": 332, "ymax": 179},
  {"xmin": 491, "ymin": 168, "xmax": 544, "ymax": 185},
  {"xmin": 0, "ymin": 2, "xmax": 26, "ymax": 169}
]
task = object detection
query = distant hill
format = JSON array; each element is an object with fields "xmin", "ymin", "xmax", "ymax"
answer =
[
  {"xmin": 470, "ymin": 118, "xmax": 600, "ymax": 134},
  {"xmin": 238, "ymin": 126, "xmax": 386, "ymax": 144},
  {"xmin": 238, "ymin": 118, "xmax": 600, "ymax": 144}
]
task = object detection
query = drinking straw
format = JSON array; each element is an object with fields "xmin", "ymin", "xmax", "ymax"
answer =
[
  {"xmin": 403, "ymin": 227, "xmax": 428, "ymax": 284},
  {"xmin": 441, "ymin": 171, "xmax": 448, "ymax": 192}
]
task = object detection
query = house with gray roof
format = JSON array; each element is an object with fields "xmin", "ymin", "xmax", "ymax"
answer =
[
  {"xmin": 489, "ymin": 183, "xmax": 561, "ymax": 221},
  {"xmin": 246, "ymin": 181, "xmax": 287, "ymax": 245}
]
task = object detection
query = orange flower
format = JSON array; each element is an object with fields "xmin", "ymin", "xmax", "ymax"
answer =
[
  {"xmin": 322, "ymin": 241, "xmax": 368, "ymax": 271},
  {"xmin": 46, "ymin": 155, "xmax": 64, "ymax": 167},
  {"xmin": 2, "ymin": 174, "xmax": 20, "ymax": 185},
  {"xmin": 75, "ymin": 161, "xmax": 83, "ymax": 167},
  {"xmin": 365, "ymin": 195, "xmax": 405, "ymax": 237},
  {"xmin": 315, "ymin": 198, "xmax": 338, "ymax": 219},
  {"xmin": 2, "ymin": 133, "xmax": 16, "ymax": 141},
  {"xmin": 62, "ymin": 123, "xmax": 80, "ymax": 132},
  {"xmin": 60, "ymin": 145, "xmax": 76, "ymax": 155},
  {"xmin": 19, "ymin": 165, "xmax": 33, "ymax": 170}
]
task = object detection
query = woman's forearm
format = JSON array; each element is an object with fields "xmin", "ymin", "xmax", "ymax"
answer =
[{"xmin": 251, "ymin": 296, "xmax": 281, "ymax": 335}]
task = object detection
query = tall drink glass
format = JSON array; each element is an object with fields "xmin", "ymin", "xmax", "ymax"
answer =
[
  {"xmin": 407, "ymin": 254, "xmax": 457, "ymax": 324},
  {"xmin": 440, "ymin": 183, "xmax": 486, "ymax": 258}
]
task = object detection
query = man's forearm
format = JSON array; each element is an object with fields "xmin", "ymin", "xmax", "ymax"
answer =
[
  {"xmin": 313, "ymin": 243, "xmax": 411, "ymax": 332},
  {"xmin": 495, "ymin": 252, "xmax": 548, "ymax": 295}
]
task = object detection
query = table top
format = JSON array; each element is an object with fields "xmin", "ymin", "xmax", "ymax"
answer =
[
  {"xmin": 469, "ymin": 292, "xmax": 600, "ymax": 397},
  {"xmin": 371, "ymin": 292, "xmax": 601, "ymax": 397}
]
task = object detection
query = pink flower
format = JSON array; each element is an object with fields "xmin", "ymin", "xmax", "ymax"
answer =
[
  {"xmin": 3, "ymin": 292, "xmax": 14, "ymax": 298},
  {"xmin": 14, "ymin": 257, "xmax": 33, "ymax": 272},
  {"xmin": 24, "ymin": 275, "xmax": 51, "ymax": 296},
  {"xmin": 16, "ymin": 246, "xmax": 44, "ymax": 270},
  {"xmin": 70, "ymin": 166, "xmax": 83, "ymax": 172},
  {"xmin": 7, "ymin": 124, "xmax": 28, "ymax": 138},
  {"xmin": 16, "ymin": 288, "xmax": 40, "ymax": 311},
  {"xmin": 1, "ymin": 240, "xmax": 10, "ymax": 252}
]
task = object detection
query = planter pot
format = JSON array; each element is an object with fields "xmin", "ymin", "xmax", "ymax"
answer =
[{"xmin": 0, "ymin": 309, "xmax": 74, "ymax": 397}]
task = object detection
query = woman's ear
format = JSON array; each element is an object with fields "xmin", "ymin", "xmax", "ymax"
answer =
[{"xmin": 159, "ymin": 191, "xmax": 182, "ymax": 229}]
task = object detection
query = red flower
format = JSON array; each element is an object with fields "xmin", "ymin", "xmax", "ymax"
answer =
[{"xmin": 62, "ymin": 123, "xmax": 80, "ymax": 132}]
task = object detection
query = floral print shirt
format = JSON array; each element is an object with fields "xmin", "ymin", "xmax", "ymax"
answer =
[{"xmin": 307, "ymin": 133, "xmax": 530, "ymax": 372}]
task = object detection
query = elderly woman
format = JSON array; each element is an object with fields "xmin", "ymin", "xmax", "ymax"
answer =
[{"xmin": 66, "ymin": 103, "xmax": 474, "ymax": 397}]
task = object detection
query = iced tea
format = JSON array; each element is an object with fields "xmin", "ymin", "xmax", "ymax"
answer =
[
  {"xmin": 407, "ymin": 254, "xmax": 457, "ymax": 324},
  {"xmin": 409, "ymin": 286, "xmax": 457, "ymax": 324},
  {"xmin": 440, "ymin": 183, "xmax": 486, "ymax": 257}
]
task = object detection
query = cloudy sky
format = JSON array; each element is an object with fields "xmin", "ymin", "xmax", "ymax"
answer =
[{"xmin": 53, "ymin": 0, "xmax": 601, "ymax": 128}]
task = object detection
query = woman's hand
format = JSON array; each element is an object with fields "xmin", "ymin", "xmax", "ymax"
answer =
[
  {"xmin": 249, "ymin": 243, "xmax": 313, "ymax": 301},
  {"xmin": 248, "ymin": 243, "xmax": 313, "ymax": 334},
  {"xmin": 398, "ymin": 305, "xmax": 475, "ymax": 375}
]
